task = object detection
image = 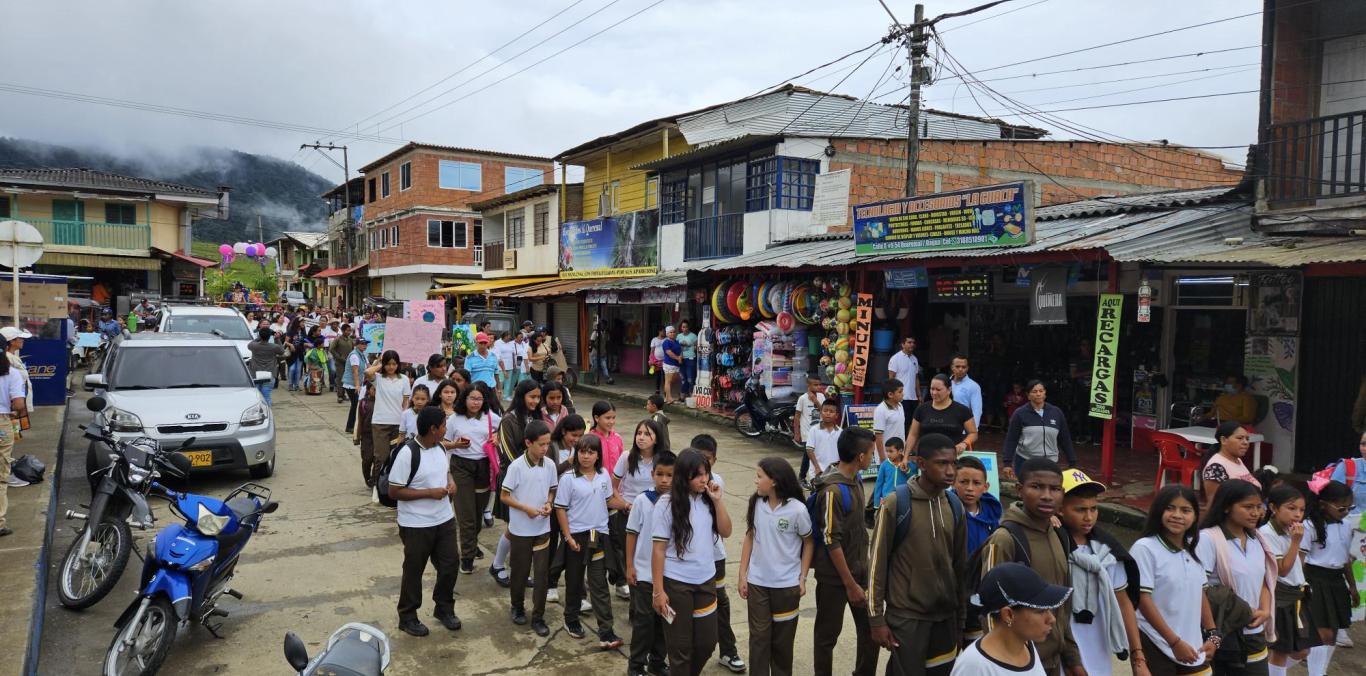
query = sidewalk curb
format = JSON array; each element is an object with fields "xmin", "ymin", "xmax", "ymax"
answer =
[
  {"xmin": 23, "ymin": 400, "xmax": 70, "ymax": 676},
  {"xmin": 574, "ymin": 382, "xmax": 737, "ymax": 428},
  {"xmin": 997, "ymin": 480, "xmax": 1148, "ymax": 531}
]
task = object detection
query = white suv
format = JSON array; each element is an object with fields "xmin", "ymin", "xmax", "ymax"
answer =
[
  {"xmin": 84, "ymin": 333, "xmax": 277, "ymax": 478},
  {"xmin": 155, "ymin": 305, "xmax": 254, "ymax": 361}
]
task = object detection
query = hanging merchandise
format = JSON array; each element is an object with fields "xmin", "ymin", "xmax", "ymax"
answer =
[
  {"xmin": 725, "ymin": 281, "xmax": 747, "ymax": 321},
  {"xmin": 736, "ymin": 283, "xmax": 755, "ymax": 321},
  {"xmin": 712, "ymin": 281, "xmax": 738, "ymax": 324},
  {"xmin": 752, "ymin": 321, "xmax": 798, "ymax": 399}
]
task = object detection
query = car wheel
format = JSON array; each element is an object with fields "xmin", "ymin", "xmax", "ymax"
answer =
[{"xmin": 248, "ymin": 454, "xmax": 275, "ymax": 479}]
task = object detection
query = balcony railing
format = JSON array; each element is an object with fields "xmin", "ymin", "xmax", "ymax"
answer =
[
  {"xmin": 473, "ymin": 244, "xmax": 483, "ymax": 266},
  {"xmin": 26, "ymin": 218, "xmax": 150, "ymax": 250},
  {"xmin": 684, "ymin": 213, "xmax": 744, "ymax": 261},
  {"xmin": 1267, "ymin": 109, "xmax": 1366, "ymax": 203},
  {"xmin": 484, "ymin": 241, "xmax": 504, "ymax": 271}
]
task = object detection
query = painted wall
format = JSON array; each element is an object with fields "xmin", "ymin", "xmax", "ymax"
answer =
[
  {"xmin": 4, "ymin": 192, "xmax": 184, "ymax": 252},
  {"xmin": 480, "ymin": 194, "xmax": 561, "ymax": 279},
  {"xmin": 381, "ymin": 273, "xmax": 438, "ymax": 302},
  {"xmin": 577, "ymin": 129, "xmax": 689, "ymax": 218},
  {"xmin": 362, "ymin": 149, "xmax": 553, "ymax": 217}
]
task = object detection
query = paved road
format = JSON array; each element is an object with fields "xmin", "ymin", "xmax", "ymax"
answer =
[{"xmin": 35, "ymin": 388, "xmax": 1366, "ymax": 675}]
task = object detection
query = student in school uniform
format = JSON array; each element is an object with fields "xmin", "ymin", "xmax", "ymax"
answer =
[
  {"xmin": 387, "ymin": 407, "xmax": 461, "ymax": 637},
  {"xmin": 500, "ymin": 419, "xmax": 559, "ymax": 637},
  {"xmin": 554, "ymin": 433, "xmax": 628, "ymax": 649},
  {"xmin": 399, "ymin": 385, "xmax": 431, "ymax": 441},
  {"xmin": 645, "ymin": 394, "xmax": 672, "ymax": 450},
  {"xmin": 1259, "ymin": 485, "xmax": 1317, "ymax": 676},
  {"xmin": 793, "ymin": 375, "xmax": 827, "ymax": 488},
  {"xmin": 953, "ymin": 455, "xmax": 1002, "ymax": 556},
  {"xmin": 873, "ymin": 378, "xmax": 907, "ymax": 464},
  {"xmin": 952, "ymin": 563, "xmax": 1074, "ymax": 676},
  {"xmin": 1196, "ymin": 479, "xmax": 1278, "ymax": 676},
  {"xmin": 738, "ymin": 457, "xmax": 813, "ymax": 676},
  {"xmin": 611, "ymin": 418, "xmax": 667, "ymax": 601},
  {"xmin": 1131, "ymin": 485, "xmax": 1220, "ymax": 676},
  {"xmin": 626, "ymin": 451, "xmax": 676, "ymax": 676},
  {"xmin": 546, "ymin": 413, "xmax": 588, "ymax": 605},
  {"xmin": 811, "ymin": 426, "xmax": 877, "ymax": 676},
  {"xmin": 804, "ymin": 399, "xmax": 843, "ymax": 482},
  {"xmin": 868, "ymin": 433, "xmax": 968, "ymax": 676},
  {"xmin": 1303, "ymin": 481, "xmax": 1357, "ymax": 676},
  {"xmin": 652, "ymin": 448, "xmax": 734, "ymax": 676},
  {"xmin": 691, "ymin": 433, "xmax": 745, "ymax": 673}
]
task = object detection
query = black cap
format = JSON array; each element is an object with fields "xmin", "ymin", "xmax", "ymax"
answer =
[{"xmin": 972, "ymin": 562, "xmax": 1072, "ymax": 614}]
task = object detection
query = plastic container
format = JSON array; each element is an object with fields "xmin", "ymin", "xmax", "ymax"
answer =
[{"xmin": 872, "ymin": 328, "xmax": 895, "ymax": 353}]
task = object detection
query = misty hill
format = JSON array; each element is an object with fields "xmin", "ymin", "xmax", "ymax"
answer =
[{"xmin": 0, "ymin": 137, "xmax": 333, "ymax": 245}]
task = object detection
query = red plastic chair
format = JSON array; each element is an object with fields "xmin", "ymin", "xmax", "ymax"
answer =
[{"xmin": 1152, "ymin": 431, "xmax": 1202, "ymax": 495}]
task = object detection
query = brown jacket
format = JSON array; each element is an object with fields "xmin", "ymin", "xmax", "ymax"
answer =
[
  {"xmin": 867, "ymin": 478, "xmax": 966, "ymax": 627},
  {"xmin": 811, "ymin": 469, "xmax": 868, "ymax": 581},
  {"xmin": 978, "ymin": 503, "xmax": 1082, "ymax": 671}
]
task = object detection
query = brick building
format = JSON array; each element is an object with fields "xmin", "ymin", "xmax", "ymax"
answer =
[{"xmin": 357, "ymin": 142, "xmax": 553, "ymax": 300}]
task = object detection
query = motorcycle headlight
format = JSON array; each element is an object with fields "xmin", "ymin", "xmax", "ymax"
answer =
[
  {"xmin": 240, "ymin": 402, "xmax": 268, "ymax": 427},
  {"xmin": 107, "ymin": 407, "xmax": 144, "ymax": 433},
  {"xmin": 195, "ymin": 504, "xmax": 230, "ymax": 536}
]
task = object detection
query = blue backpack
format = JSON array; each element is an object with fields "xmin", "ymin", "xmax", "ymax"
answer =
[
  {"xmin": 891, "ymin": 482, "xmax": 963, "ymax": 550},
  {"xmin": 806, "ymin": 481, "xmax": 854, "ymax": 550}
]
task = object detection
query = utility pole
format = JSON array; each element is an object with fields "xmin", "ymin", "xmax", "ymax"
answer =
[
  {"xmin": 300, "ymin": 142, "xmax": 351, "ymax": 304},
  {"xmin": 257, "ymin": 214, "xmax": 264, "ymax": 244},
  {"xmin": 905, "ymin": 3, "xmax": 927, "ymax": 198}
]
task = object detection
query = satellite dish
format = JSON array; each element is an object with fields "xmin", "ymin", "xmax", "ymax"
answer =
[{"xmin": 0, "ymin": 220, "xmax": 44, "ymax": 269}]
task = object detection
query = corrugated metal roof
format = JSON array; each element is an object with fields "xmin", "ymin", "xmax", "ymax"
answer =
[
  {"xmin": 631, "ymin": 135, "xmax": 781, "ymax": 172},
  {"xmin": 585, "ymin": 272, "xmax": 689, "ymax": 290},
  {"xmin": 1036, "ymin": 186, "xmax": 1239, "ymax": 220},
  {"xmin": 0, "ymin": 168, "xmax": 220, "ymax": 198},
  {"xmin": 278, "ymin": 231, "xmax": 328, "ymax": 249}
]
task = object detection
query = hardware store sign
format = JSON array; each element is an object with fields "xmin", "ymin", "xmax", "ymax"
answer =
[{"xmin": 852, "ymin": 181, "xmax": 1034, "ymax": 255}]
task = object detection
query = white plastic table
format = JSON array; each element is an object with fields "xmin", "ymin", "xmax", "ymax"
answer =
[{"xmin": 1161, "ymin": 426, "xmax": 1267, "ymax": 470}]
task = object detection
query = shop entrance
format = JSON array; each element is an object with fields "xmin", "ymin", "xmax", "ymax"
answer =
[{"xmin": 1167, "ymin": 309, "xmax": 1247, "ymax": 426}]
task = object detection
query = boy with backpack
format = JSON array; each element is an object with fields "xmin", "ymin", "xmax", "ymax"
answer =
[
  {"xmin": 385, "ymin": 406, "xmax": 461, "ymax": 637},
  {"xmin": 810, "ymin": 426, "xmax": 877, "ymax": 676},
  {"xmin": 973, "ymin": 457, "xmax": 1084, "ymax": 676},
  {"xmin": 868, "ymin": 433, "xmax": 967, "ymax": 675}
]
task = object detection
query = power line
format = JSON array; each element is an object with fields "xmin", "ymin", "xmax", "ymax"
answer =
[
  {"xmin": 748, "ymin": 39, "xmax": 886, "ymax": 98},
  {"xmin": 938, "ymin": 0, "xmax": 1051, "ymax": 33}
]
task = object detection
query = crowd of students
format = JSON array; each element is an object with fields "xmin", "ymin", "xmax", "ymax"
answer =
[{"xmin": 351, "ymin": 338, "xmax": 1366, "ymax": 676}]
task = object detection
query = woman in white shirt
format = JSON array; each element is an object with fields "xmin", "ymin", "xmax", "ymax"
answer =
[
  {"xmin": 952, "ymin": 562, "xmax": 1072, "ymax": 676},
  {"xmin": 443, "ymin": 385, "xmax": 502, "ymax": 573},
  {"xmin": 365, "ymin": 350, "xmax": 411, "ymax": 489},
  {"xmin": 1195, "ymin": 479, "xmax": 1275, "ymax": 675}
]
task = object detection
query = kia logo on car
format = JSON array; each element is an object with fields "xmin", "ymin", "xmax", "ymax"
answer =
[{"xmin": 185, "ymin": 413, "xmax": 201, "ymax": 420}]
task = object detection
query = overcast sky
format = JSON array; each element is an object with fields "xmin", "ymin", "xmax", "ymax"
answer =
[{"xmin": 0, "ymin": 0, "xmax": 1265, "ymax": 181}]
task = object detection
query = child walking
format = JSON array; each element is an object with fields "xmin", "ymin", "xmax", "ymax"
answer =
[
  {"xmin": 613, "ymin": 419, "xmax": 668, "ymax": 599},
  {"xmin": 399, "ymin": 384, "xmax": 431, "ymax": 440},
  {"xmin": 652, "ymin": 448, "xmax": 733, "ymax": 676},
  {"xmin": 953, "ymin": 455, "xmax": 1002, "ymax": 556},
  {"xmin": 589, "ymin": 401, "xmax": 628, "ymax": 589},
  {"xmin": 554, "ymin": 433, "xmax": 628, "ymax": 648},
  {"xmin": 873, "ymin": 378, "xmax": 906, "ymax": 464},
  {"xmin": 692, "ymin": 433, "xmax": 745, "ymax": 673},
  {"xmin": 871, "ymin": 437, "xmax": 912, "ymax": 509},
  {"xmin": 1131, "ymin": 485, "xmax": 1219, "ymax": 676},
  {"xmin": 645, "ymin": 394, "xmax": 672, "ymax": 450},
  {"xmin": 738, "ymin": 457, "xmax": 812, "ymax": 676},
  {"xmin": 1196, "ymin": 479, "xmax": 1278, "ymax": 676},
  {"xmin": 804, "ymin": 399, "xmax": 842, "ymax": 482},
  {"xmin": 1304, "ymin": 480, "xmax": 1357, "ymax": 676},
  {"xmin": 811, "ymin": 427, "xmax": 877, "ymax": 676},
  {"xmin": 546, "ymin": 413, "xmax": 588, "ymax": 605},
  {"xmin": 626, "ymin": 451, "xmax": 676, "ymax": 676},
  {"xmin": 1258, "ymin": 485, "xmax": 1317, "ymax": 676},
  {"xmin": 499, "ymin": 419, "xmax": 558, "ymax": 637}
]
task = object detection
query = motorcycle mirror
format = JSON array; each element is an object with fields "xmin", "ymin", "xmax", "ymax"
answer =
[
  {"xmin": 283, "ymin": 632, "xmax": 310, "ymax": 671},
  {"xmin": 263, "ymin": 501, "xmax": 280, "ymax": 514},
  {"xmin": 167, "ymin": 453, "xmax": 193, "ymax": 476},
  {"xmin": 177, "ymin": 437, "xmax": 197, "ymax": 452},
  {"xmin": 87, "ymin": 396, "xmax": 107, "ymax": 413}
]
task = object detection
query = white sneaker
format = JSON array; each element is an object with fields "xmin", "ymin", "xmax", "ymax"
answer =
[
  {"xmin": 370, "ymin": 486, "xmax": 379, "ymax": 504},
  {"xmin": 1338, "ymin": 628, "xmax": 1354, "ymax": 648},
  {"xmin": 7, "ymin": 475, "xmax": 29, "ymax": 487},
  {"xmin": 615, "ymin": 584, "xmax": 631, "ymax": 600},
  {"xmin": 547, "ymin": 588, "xmax": 560, "ymax": 604},
  {"xmin": 580, "ymin": 599, "xmax": 592, "ymax": 613}
]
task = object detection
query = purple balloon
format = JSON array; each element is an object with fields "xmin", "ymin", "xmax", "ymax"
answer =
[{"xmin": 245, "ymin": 244, "xmax": 258, "ymax": 257}]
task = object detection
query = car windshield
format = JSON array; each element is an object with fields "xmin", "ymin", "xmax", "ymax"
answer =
[
  {"xmin": 110, "ymin": 346, "xmax": 251, "ymax": 390},
  {"xmin": 166, "ymin": 315, "xmax": 252, "ymax": 340}
]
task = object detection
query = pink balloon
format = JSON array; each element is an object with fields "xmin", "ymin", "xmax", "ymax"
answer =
[{"xmin": 218, "ymin": 244, "xmax": 232, "ymax": 256}]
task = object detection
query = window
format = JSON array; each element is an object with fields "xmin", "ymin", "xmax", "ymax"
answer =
[
  {"xmin": 745, "ymin": 156, "xmax": 819, "ymax": 211},
  {"xmin": 0, "ymin": 196, "xmax": 8, "ymax": 218},
  {"xmin": 508, "ymin": 210, "xmax": 525, "ymax": 249},
  {"xmin": 380, "ymin": 228, "xmax": 388, "ymax": 249},
  {"xmin": 661, "ymin": 177, "xmax": 688, "ymax": 224},
  {"xmin": 427, "ymin": 219, "xmax": 467, "ymax": 248},
  {"xmin": 645, "ymin": 176, "xmax": 659, "ymax": 209},
  {"xmin": 504, "ymin": 167, "xmax": 543, "ymax": 193},
  {"xmin": 390, "ymin": 225, "xmax": 398, "ymax": 246},
  {"xmin": 472, "ymin": 220, "xmax": 482, "ymax": 246},
  {"xmin": 533, "ymin": 202, "xmax": 549, "ymax": 246},
  {"xmin": 368, "ymin": 178, "xmax": 376, "ymax": 203},
  {"xmin": 439, "ymin": 160, "xmax": 481, "ymax": 191},
  {"xmin": 400, "ymin": 162, "xmax": 412, "ymax": 191},
  {"xmin": 370, "ymin": 230, "xmax": 377, "ymax": 250},
  {"xmin": 381, "ymin": 171, "xmax": 391, "ymax": 198},
  {"xmin": 105, "ymin": 203, "xmax": 137, "ymax": 224}
]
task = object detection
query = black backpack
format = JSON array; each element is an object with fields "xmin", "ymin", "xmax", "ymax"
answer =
[
  {"xmin": 890, "ymin": 482, "xmax": 963, "ymax": 551},
  {"xmin": 963, "ymin": 520, "xmax": 1074, "ymax": 633},
  {"xmin": 376, "ymin": 439, "xmax": 423, "ymax": 509}
]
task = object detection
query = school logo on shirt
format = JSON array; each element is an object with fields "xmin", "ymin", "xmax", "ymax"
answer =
[{"xmin": 776, "ymin": 517, "xmax": 791, "ymax": 532}]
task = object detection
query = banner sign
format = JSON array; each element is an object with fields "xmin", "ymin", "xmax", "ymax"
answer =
[
  {"xmin": 929, "ymin": 273, "xmax": 992, "ymax": 302},
  {"xmin": 851, "ymin": 293, "xmax": 874, "ymax": 387},
  {"xmin": 693, "ymin": 304, "xmax": 714, "ymax": 409},
  {"xmin": 884, "ymin": 267, "xmax": 928, "ymax": 289},
  {"xmin": 852, "ymin": 181, "xmax": 1034, "ymax": 255},
  {"xmin": 362, "ymin": 323, "xmax": 385, "ymax": 354},
  {"xmin": 382, "ymin": 318, "xmax": 444, "ymax": 365},
  {"xmin": 811, "ymin": 169, "xmax": 852, "ymax": 229},
  {"xmin": 21, "ymin": 340, "xmax": 68, "ymax": 406},
  {"xmin": 1030, "ymin": 266, "xmax": 1068, "ymax": 325},
  {"xmin": 559, "ymin": 210, "xmax": 659, "ymax": 279},
  {"xmin": 844, "ymin": 403, "xmax": 881, "ymax": 479},
  {"xmin": 1088, "ymin": 293, "xmax": 1124, "ymax": 419}
]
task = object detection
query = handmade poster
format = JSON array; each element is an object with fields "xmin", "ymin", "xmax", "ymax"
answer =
[
  {"xmin": 1088, "ymin": 294, "xmax": 1124, "ymax": 419},
  {"xmin": 965, "ymin": 451, "xmax": 1001, "ymax": 498},
  {"xmin": 451, "ymin": 323, "xmax": 477, "ymax": 356},
  {"xmin": 75, "ymin": 333, "xmax": 102, "ymax": 348},
  {"xmin": 406, "ymin": 300, "xmax": 446, "ymax": 327},
  {"xmin": 382, "ymin": 318, "xmax": 443, "ymax": 365},
  {"xmin": 362, "ymin": 323, "xmax": 385, "ymax": 354}
]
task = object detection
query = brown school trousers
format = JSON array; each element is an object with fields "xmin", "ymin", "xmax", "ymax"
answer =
[
  {"xmin": 508, "ymin": 532, "xmax": 551, "ymax": 621},
  {"xmin": 630, "ymin": 581, "xmax": 667, "ymax": 672},
  {"xmin": 715, "ymin": 559, "xmax": 738, "ymax": 658},
  {"xmin": 449, "ymin": 455, "xmax": 491, "ymax": 561},
  {"xmin": 562, "ymin": 530, "xmax": 615, "ymax": 636},
  {"xmin": 747, "ymin": 583, "xmax": 801, "ymax": 676},
  {"xmin": 813, "ymin": 573, "xmax": 876, "ymax": 676},
  {"xmin": 663, "ymin": 576, "xmax": 719, "ymax": 676},
  {"xmin": 607, "ymin": 509, "xmax": 628, "ymax": 584},
  {"xmin": 885, "ymin": 612, "xmax": 960, "ymax": 676},
  {"xmin": 397, "ymin": 518, "xmax": 459, "ymax": 622},
  {"xmin": 368, "ymin": 423, "xmax": 399, "ymax": 486}
]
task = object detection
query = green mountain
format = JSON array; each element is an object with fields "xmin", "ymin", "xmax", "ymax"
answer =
[{"xmin": 0, "ymin": 137, "xmax": 333, "ymax": 245}]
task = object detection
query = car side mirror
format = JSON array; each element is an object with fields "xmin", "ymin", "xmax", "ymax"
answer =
[
  {"xmin": 283, "ymin": 632, "xmax": 310, "ymax": 672},
  {"xmin": 254, "ymin": 371, "xmax": 273, "ymax": 384},
  {"xmin": 87, "ymin": 395, "xmax": 107, "ymax": 412},
  {"xmin": 84, "ymin": 374, "xmax": 107, "ymax": 391}
]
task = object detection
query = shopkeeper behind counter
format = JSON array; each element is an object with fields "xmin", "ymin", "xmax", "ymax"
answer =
[{"xmin": 1210, "ymin": 374, "xmax": 1258, "ymax": 426}]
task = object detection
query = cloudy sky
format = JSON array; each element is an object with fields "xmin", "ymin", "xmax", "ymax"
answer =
[{"xmin": 0, "ymin": 0, "xmax": 1266, "ymax": 181}]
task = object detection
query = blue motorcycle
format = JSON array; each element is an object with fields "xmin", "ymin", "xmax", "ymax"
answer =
[{"xmin": 101, "ymin": 451, "xmax": 278, "ymax": 675}]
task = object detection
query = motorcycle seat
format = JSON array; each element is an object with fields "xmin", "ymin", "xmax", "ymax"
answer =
[{"xmin": 315, "ymin": 636, "xmax": 383, "ymax": 676}]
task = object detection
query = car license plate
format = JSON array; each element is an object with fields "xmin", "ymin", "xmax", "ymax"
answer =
[{"xmin": 182, "ymin": 450, "xmax": 214, "ymax": 468}]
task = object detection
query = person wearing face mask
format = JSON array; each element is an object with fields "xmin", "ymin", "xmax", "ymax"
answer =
[{"xmin": 1211, "ymin": 374, "xmax": 1258, "ymax": 426}]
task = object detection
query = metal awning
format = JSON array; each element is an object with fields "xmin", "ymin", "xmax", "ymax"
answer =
[
  {"xmin": 38, "ymin": 251, "xmax": 161, "ymax": 271},
  {"xmin": 150, "ymin": 247, "xmax": 215, "ymax": 268},
  {"xmin": 584, "ymin": 272, "xmax": 688, "ymax": 290},
  {"xmin": 314, "ymin": 263, "xmax": 367, "ymax": 278},
  {"xmin": 493, "ymin": 278, "xmax": 603, "ymax": 300},
  {"xmin": 427, "ymin": 276, "xmax": 560, "ymax": 296}
]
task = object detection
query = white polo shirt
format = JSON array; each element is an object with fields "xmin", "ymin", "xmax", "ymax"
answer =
[
  {"xmin": 502, "ymin": 453, "xmax": 559, "ymax": 536},
  {"xmin": 1258, "ymin": 522, "xmax": 1306, "ymax": 586},
  {"xmin": 613, "ymin": 453, "xmax": 656, "ymax": 504},
  {"xmin": 1195, "ymin": 529, "xmax": 1267, "ymax": 636},
  {"xmin": 445, "ymin": 411, "xmax": 501, "ymax": 461},
  {"xmin": 887, "ymin": 351, "xmax": 920, "ymax": 400},
  {"xmin": 806, "ymin": 425, "xmax": 842, "ymax": 473},
  {"xmin": 554, "ymin": 469, "xmax": 612, "ymax": 534},
  {"xmin": 872, "ymin": 401, "xmax": 906, "ymax": 447},
  {"xmin": 746, "ymin": 497, "xmax": 812, "ymax": 588},
  {"xmin": 1132, "ymin": 536, "xmax": 1208, "ymax": 667},
  {"xmin": 794, "ymin": 393, "xmax": 826, "ymax": 434},
  {"xmin": 626, "ymin": 491, "xmax": 662, "ymax": 582},
  {"xmin": 1304, "ymin": 520, "xmax": 1352, "ymax": 569},
  {"xmin": 388, "ymin": 442, "xmax": 454, "ymax": 528},
  {"xmin": 712, "ymin": 472, "xmax": 727, "ymax": 562},
  {"xmin": 652, "ymin": 493, "xmax": 716, "ymax": 585}
]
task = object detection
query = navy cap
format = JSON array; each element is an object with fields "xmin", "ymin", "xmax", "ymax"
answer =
[{"xmin": 972, "ymin": 562, "xmax": 1072, "ymax": 614}]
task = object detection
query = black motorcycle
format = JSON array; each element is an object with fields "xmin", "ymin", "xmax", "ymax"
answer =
[
  {"xmin": 285, "ymin": 624, "xmax": 390, "ymax": 676},
  {"xmin": 733, "ymin": 379, "xmax": 800, "ymax": 448},
  {"xmin": 59, "ymin": 398, "xmax": 195, "ymax": 610}
]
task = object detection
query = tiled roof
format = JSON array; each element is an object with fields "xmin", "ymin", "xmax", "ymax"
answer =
[{"xmin": 0, "ymin": 168, "xmax": 220, "ymax": 198}]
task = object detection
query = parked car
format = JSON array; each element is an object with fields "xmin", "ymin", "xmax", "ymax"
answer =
[
  {"xmin": 83, "ymin": 333, "xmax": 277, "ymax": 479},
  {"xmin": 281, "ymin": 290, "xmax": 308, "ymax": 308},
  {"xmin": 154, "ymin": 305, "xmax": 254, "ymax": 361}
]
